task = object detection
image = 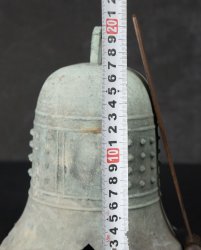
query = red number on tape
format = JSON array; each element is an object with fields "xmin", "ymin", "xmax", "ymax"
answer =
[
  {"xmin": 107, "ymin": 148, "xmax": 120, "ymax": 163},
  {"xmin": 106, "ymin": 18, "xmax": 118, "ymax": 34}
]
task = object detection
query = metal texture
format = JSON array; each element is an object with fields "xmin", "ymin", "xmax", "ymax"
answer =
[{"xmin": 0, "ymin": 27, "xmax": 181, "ymax": 250}]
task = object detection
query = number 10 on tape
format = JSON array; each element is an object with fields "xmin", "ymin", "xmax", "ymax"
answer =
[{"xmin": 107, "ymin": 148, "xmax": 120, "ymax": 164}]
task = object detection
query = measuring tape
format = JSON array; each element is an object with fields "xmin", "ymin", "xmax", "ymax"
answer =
[{"xmin": 101, "ymin": 0, "xmax": 129, "ymax": 249}]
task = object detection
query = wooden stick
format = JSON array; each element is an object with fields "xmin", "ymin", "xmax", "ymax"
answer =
[{"xmin": 132, "ymin": 14, "xmax": 193, "ymax": 242}]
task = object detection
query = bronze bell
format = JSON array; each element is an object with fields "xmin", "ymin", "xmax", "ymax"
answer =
[{"xmin": 0, "ymin": 27, "xmax": 181, "ymax": 250}]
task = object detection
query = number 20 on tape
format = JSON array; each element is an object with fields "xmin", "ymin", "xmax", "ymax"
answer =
[
  {"xmin": 106, "ymin": 18, "xmax": 118, "ymax": 34},
  {"xmin": 107, "ymin": 148, "xmax": 120, "ymax": 163}
]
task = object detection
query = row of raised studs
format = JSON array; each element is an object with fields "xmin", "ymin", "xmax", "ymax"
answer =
[
  {"xmin": 128, "ymin": 137, "xmax": 155, "ymax": 147},
  {"xmin": 129, "ymin": 137, "xmax": 156, "ymax": 188},
  {"xmin": 29, "ymin": 133, "xmax": 157, "ymax": 187}
]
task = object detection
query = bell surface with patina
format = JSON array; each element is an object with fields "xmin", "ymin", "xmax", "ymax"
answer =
[{"xmin": 0, "ymin": 27, "xmax": 182, "ymax": 250}]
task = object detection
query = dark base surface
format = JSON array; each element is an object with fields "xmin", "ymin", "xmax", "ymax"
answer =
[{"xmin": 0, "ymin": 162, "xmax": 200, "ymax": 246}]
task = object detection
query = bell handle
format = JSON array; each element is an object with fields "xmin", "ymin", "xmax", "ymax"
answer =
[{"xmin": 90, "ymin": 26, "xmax": 102, "ymax": 65}]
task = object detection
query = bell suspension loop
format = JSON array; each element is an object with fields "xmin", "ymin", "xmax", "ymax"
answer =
[{"xmin": 90, "ymin": 27, "xmax": 102, "ymax": 65}]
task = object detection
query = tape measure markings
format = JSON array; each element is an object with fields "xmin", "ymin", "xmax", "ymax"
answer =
[{"xmin": 102, "ymin": 0, "xmax": 129, "ymax": 249}]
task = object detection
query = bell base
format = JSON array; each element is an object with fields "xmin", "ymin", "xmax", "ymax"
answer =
[{"xmin": 0, "ymin": 197, "xmax": 182, "ymax": 250}]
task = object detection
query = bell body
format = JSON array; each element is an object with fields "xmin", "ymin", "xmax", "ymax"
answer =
[{"xmin": 0, "ymin": 27, "xmax": 181, "ymax": 250}]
